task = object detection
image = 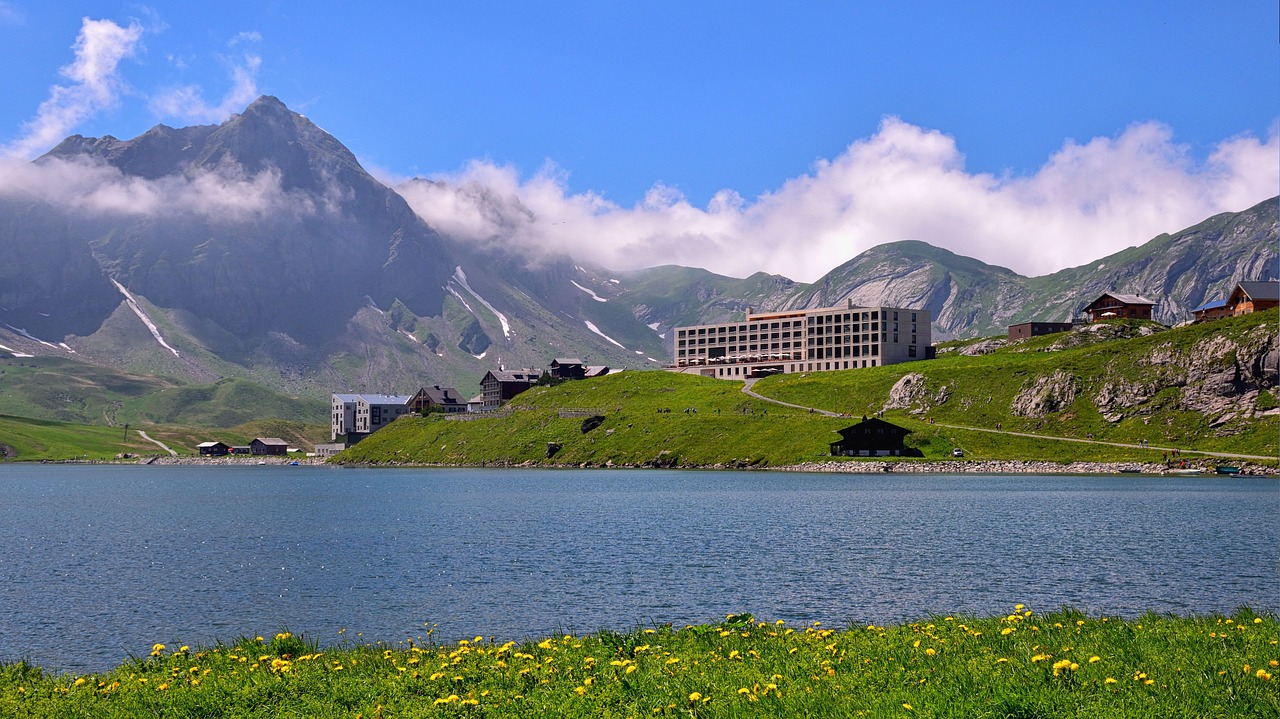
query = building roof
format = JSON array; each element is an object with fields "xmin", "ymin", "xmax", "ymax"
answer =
[
  {"xmin": 196, "ymin": 441, "xmax": 227, "ymax": 448},
  {"xmin": 334, "ymin": 393, "xmax": 411, "ymax": 404},
  {"xmin": 833, "ymin": 416, "xmax": 911, "ymax": 439},
  {"xmin": 1236, "ymin": 281, "xmax": 1280, "ymax": 302},
  {"xmin": 417, "ymin": 385, "xmax": 464, "ymax": 405},
  {"xmin": 485, "ymin": 369, "xmax": 540, "ymax": 383},
  {"xmin": 583, "ymin": 365, "xmax": 611, "ymax": 378},
  {"xmin": 252, "ymin": 437, "xmax": 289, "ymax": 446},
  {"xmin": 1092, "ymin": 292, "xmax": 1156, "ymax": 306},
  {"xmin": 1191, "ymin": 298, "xmax": 1228, "ymax": 313},
  {"xmin": 551, "ymin": 358, "xmax": 584, "ymax": 366},
  {"xmin": 354, "ymin": 394, "xmax": 412, "ymax": 405}
]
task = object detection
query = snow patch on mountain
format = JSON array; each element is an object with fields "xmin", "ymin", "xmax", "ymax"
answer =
[
  {"xmin": 109, "ymin": 279, "xmax": 181, "ymax": 357},
  {"xmin": 0, "ymin": 342, "xmax": 33, "ymax": 358},
  {"xmin": 453, "ymin": 266, "xmax": 511, "ymax": 339},
  {"xmin": 571, "ymin": 280, "xmax": 608, "ymax": 302},
  {"xmin": 584, "ymin": 320, "xmax": 625, "ymax": 348},
  {"xmin": 4, "ymin": 324, "xmax": 57, "ymax": 348}
]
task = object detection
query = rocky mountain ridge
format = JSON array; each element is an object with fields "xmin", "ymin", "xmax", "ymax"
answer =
[{"xmin": 0, "ymin": 96, "xmax": 1274, "ymax": 403}]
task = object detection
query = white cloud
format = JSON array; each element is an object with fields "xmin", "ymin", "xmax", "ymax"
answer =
[
  {"xmin": 3, "ymin": 18, "xmax": 143, "ymax": 159},
  {"xmin": 228, "ymin": 31, "xmax": 262, "ymax": 46},
  {"xmin": 0, "ymin": 154, "xmax": 317, "ymax": 222},
  {"xmin": 398, "ymin": 118, "xmax": 1279, "ymax": 280},
  {"xmin": 149, "ymin": 50, "xmax": 261, "ymax": 124}
]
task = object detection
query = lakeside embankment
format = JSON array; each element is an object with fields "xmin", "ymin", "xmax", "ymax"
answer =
[
  {"xmin": 774, "ymin": 459, "xmax": 1279, "ymax": 475},
  {"xmin": 119, "ymin": 455, "xmax": 1276, "ymax": 475}
]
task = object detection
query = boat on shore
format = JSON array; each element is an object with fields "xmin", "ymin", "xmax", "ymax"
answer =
[{"xmin": 1215, "ymin": 465, "xmax": 1241, "ymax": 476}]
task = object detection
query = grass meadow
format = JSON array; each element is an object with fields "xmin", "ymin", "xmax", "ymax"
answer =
[{"xmin": 2, "ymin": 609, "xmax": 1275, "ymax": 717}]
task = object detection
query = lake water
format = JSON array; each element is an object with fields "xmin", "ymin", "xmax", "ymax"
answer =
[{"xmin": 1, "ymin": 464, "xmax": 1276, "ymax": 674}]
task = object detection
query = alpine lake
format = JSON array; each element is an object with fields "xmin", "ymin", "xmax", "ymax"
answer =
[{"xmin": 2, "ymin": 464, "xmax": 1276, "ymax": 674}]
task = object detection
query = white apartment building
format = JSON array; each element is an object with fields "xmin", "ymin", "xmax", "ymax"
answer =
[{"xmin": 670, "ymin": 300, "xmax": 931, "ymax": 379}]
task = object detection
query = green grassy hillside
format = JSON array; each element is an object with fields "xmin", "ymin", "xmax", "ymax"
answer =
[
  {"xmin": 760, "ymin": 311, "xmax": 1276, "ymax": 457},
  {"xmin": 0, "ymin": 414, "xmax": 327, "ymax": 461},
  {"xmin": 0, "ymin": 357, "xmax": 325, "ymax": 427},
  {"xmin": 338, "ymin": 311, "xmax": 1278, "ymax": 468}
]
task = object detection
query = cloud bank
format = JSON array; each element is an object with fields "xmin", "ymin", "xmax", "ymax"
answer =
[
  {"xmin": 3, "ymin": 18, "xmax": 142, "ymax": 159},
  {"xmin": 398, "ymin": 118, "xmax": 1279, "ymax": 280},
  {"xmin": 0, "ymin": 155, "xmax": 320, "ymax": 222}
]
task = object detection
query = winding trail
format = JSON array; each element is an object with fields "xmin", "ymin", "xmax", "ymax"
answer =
[
  {"xmin": 741, "ymin": 378, "xmax": 839, "ymax": 416},
  {"xmin": 136, "ymin": 430, "xmax": 178, "ymax": 457},
  {"xmin": 740, "ymin": 379, "xmax": 1275, "ymax": 462}
]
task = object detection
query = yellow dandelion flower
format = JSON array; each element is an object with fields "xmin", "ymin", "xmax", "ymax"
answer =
[
  {"xmin": 1001, "ymin": 628, "xmax": 1015, "ymax": 635},
  {"xmin": 1256, "ymin": 669, "xmax": 1272, "ymax": 680},
  {"xmin": 1089, "ymin": 656, "xmax": 1100, "ymax": 663},
  {"xmin": 625, "ymin": 665, "xmax": 638, "ymax": 674},
  {"xmin": 689, "ymin": 692, "xmax": 703, "ymax": 702},
  {"xmin": 925, "ymin": 648, "xmax": 936, "ymax": 656},
  {"xmin": 903, "ymin": 703, "xmax": 913, "ymax": 710},
  {"xmin": 1105, "ymin": 677, "xmax": 1117, "ymax": 684}
]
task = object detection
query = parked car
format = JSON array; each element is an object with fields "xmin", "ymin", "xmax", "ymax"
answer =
[{"xmin": 952, "ymin": 447, "xmax": 964, "ymax": 457}]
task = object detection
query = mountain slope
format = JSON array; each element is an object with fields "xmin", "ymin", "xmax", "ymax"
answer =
[
  {"xmin": 613, "ymin": 198, "xmax": 1277, "ymax": 340},
  {"xmin": 0, "ymin": 96, "xmax": 1274, "ymax": 425}
]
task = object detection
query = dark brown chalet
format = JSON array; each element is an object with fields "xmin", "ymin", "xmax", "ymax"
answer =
[
  {"xmin": 548, "ymin": 358, "xmax": 586, "ymax": 380},
  {"xmin": 409, "ymin": 385, "xmax": 467, "ymax": 414},
  {"xmin": 1083, "ymin": 293, "xmax": 1156, "ymax": 322},
  {"xmin": 480, "ymin": 369, "xmax": 540, "ymax": 410},
  {"xmin": 830, "ymin": 416, "xmax": 920, "ymax": 457}
]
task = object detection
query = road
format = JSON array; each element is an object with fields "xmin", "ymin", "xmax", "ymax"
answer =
[
  {"xmin": 739, "ymin": 378, "xmax": 1275, "ymax": 462},
  {"xmin": 136, "ymin": 430, "xmax": 178, "ymax": 457}
]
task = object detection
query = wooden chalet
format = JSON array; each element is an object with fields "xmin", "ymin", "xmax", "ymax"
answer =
[
  {"xmin": 1083, "ymin": 293, "xmax": 1156, "ymax": 322},
  {"xmin": 1228, "ymin": 281, "xmax": 1279, "ymax": 316},
  {"xmin": 1191, "ymin": 298, "xmax": 1231, "ymax": 323},
  {"xmin": 548, "ymin": 358, "xmax": 586, "ymax": 380},
  {"xmin": 250, "ymin": 437, "xmax": 289, "ymax": 456},
  {"xmin": 197, "ymin": 441, "xmax": 230, "ymax": 456},
  {"xmin": 830, "ymin": 416, "xmax": 920, "ymax": 457},
  {"xmin": 409, "ymin": 385, "xmax": 467, "ymax": 414}
]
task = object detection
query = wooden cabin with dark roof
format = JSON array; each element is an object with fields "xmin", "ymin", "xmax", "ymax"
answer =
[
  {"xmin": 830, "ymin": 416, "xmax": 921, "ymax": 457},
  {"xmin": 409, "ymin": 385, "xmax": 467, "ymax": 414}
]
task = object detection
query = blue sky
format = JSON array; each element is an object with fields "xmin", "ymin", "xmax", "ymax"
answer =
[{"xmin": 1, "ymin": 2, "xmax": 1276, "ymax": 280}]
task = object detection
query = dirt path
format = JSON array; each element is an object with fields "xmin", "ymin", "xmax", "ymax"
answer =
[
  {"xmin": 740, "ymin": 378, "xmax": 840, "ymax": 416},
  {"xmin": 740, "ymin": 379, "xmax": 1274, "ymax": 462},
  {"xmin": 136, "ymin": 430, "xmax": 178, "ymax": 457}
]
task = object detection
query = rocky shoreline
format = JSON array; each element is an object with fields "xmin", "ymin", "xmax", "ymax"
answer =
[
  {"xmin": 30, "ymin": 456, "xmax": 1276, "ymax": 476},
  {"xmin": 770, "ymin": 459, "xmax": 1278, "ymax": 476}
]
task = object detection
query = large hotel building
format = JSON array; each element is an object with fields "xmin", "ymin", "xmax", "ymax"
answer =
[{"xmin": 670, "ymin": 300, "xmax": 932, "ymax": 379}]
